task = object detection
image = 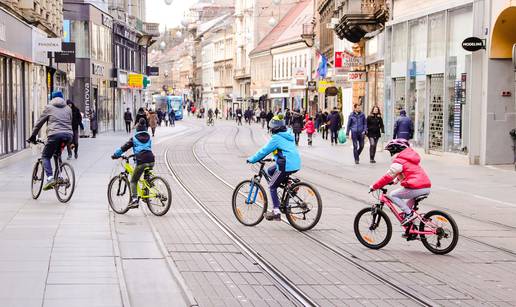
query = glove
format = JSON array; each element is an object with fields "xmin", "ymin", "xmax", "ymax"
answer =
[
  {"xmin": 111, "ymin": 155, "xmax": 118, "ymax": 160},
  {"xmin": 246, "ymin": 159, "xmax": 251, "ymax": 164},
  {"xmin": 369, "ymin": 186, "xmax": 375, "ymax": 193},
  {"xmin": 27, "ymin": 135, "xmax": 37, "ymax": 144}
]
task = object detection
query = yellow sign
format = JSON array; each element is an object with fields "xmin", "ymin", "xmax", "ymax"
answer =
[
  {"xmin": 128, "ymin": 74, "xmax": 143, "ymax": 88},
  {"xmin": 318, "ymin": 80, "xmax": 336, "ymax": 93}
]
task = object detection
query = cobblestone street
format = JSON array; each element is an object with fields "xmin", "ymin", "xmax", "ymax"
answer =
[{"xmin": 1, "ymin": 117, "xmax": 515, "ymax": 306}]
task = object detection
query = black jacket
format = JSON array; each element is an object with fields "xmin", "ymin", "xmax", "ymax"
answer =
[
  {"xmin": 291, "ymin": 114, "xmax": 304, "ymax": 133},
  {"xmin": 135, "ymin": 112, "xmax": 148, "ymax": 128},
  {"xmin": 124, "ymin": 111, "xmax": 133, "ymax": 122},
  {"xmin": 120, "ymin": 131, "xmax": 155, "ymax": 164},
  {"xmin": 71, "ymin": 106, "xmax": 83, "ymax": 131},
  {"xmin": 366, "ymin": 115, "xmax": 384, "ymax": 138},
  {"xmin": 328, "ymin": 111, "xmax": 341, "ymax": 131}
]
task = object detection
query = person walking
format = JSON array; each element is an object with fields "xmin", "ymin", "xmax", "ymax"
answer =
[
  {"xmin": 135, "ymin": 107, "xmax": 148, "ymax": 130},
  {"xmin": 321, "ymin": 111, "xmax": 329, "ymax": 140},
  {"xmin": 215, "ymin": 108, "xmax": 219, "ymax": 119},
  {"xmin": 156, "ymin": 108, "xmax": 163, "ymax": 126},
  {"xmin": 259, "ymin": 109, "xmax": 267, "ymax": 128},
  {"xmin": 328, "ymin": 108, "xmax": 341, "ymax": 145},
  {"xmin": 291, "ymin": 110, "xmax": 304, "ymax": 146},
  {"xmin": 366, "ymin": 106, "xmax": 385, "ymax": 164},
  {"xmin": 393, "ymin": 109, "xmax": 414, "ymax": 140},
  {"xmin": 236, "ymin": 108, "xmax": 243, "ymax": 125},
  {"xmin": 266, "ymin": 110, "xmax": 274, "ymax": 133},
  {"xmin": 90, "ymin": 108, "xmax": 98, "ymax": 138},
  {"xmin": 124, "ymin": 108, "xmax": 133, "ymax": 133},
  {"xmin": 314, "ymin": 110, "xmax": 322, "ymax": 131},
  {"xmin": 169, "ymin": 108, "xmax": 176, "ymax": 127},
  {"xmin": 346, "ymin": 104, "xmax": 367, "ymax": 164},
  {"xmin": 147, "ymin": 110, "xmax": 158, "ymax": 136},
  {"xmin": 303, "ymin": 116, "xmax": 315, "ymax": 146},
  {"xmin": 66, "ymin": 100, "xmax": 83, "ymax": 159},
  {"xmin": 285, "ymin": 109, "xmax": 292, "ymax": 127}
]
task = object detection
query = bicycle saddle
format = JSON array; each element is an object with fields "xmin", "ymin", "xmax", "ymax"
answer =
[{"xmin": 414, "ymin": 194, "xmax": 429, "ymax": 202}]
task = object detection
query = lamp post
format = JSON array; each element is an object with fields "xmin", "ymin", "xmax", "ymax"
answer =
[{"xmin": 301, "ymin": 20, "xmax": 316, "ymax": 114}]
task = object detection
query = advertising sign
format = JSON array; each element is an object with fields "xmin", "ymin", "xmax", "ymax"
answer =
[
  {"xmin": 461, "ymin": 37, "xmax": 485, "ymax": 52},
  {"xmin": 55, "ymin": 42, "xmax": 76, "ymax": 63},
  {"xmin": 347, "ymin": 71, "xmax": 366, "ymax": 82},
  {"xmin": 335, "ymin": 50, "xmax": 363, "ymax": 70},
  {"xmin": 128, "ymin": 73, "xmax": 143, "ymax": 88},
  {"xmin": 146, "ymin": 66, "xmax": 159, "ymax": 76},
  {"xmin": 35, "ymin": 37, "xmax": 61, "ymax": 52}
]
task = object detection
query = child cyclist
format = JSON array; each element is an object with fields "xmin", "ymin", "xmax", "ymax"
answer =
[
  {"xmin": 247, "ymin": 115, "xmax": 301, "ymax": 221},
  {"xmin": 370, "ymin": 139, "xmax": 431, "ymax": 226},
  {"xmin": 111, "ymin": 118, "xmax": 155, "ymax": 209}
]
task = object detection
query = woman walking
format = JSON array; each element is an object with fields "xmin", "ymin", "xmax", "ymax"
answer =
[
  {"xmin": 291, "ymin": 110, "xmax": 304, "ymax": 146},
  {"xmin": 366, "ymin": 106, "xmax": 384, "ymax": 164},
  {"xmin": 147, "ymin": 110, "xmax": 158, "ymax": 137}
]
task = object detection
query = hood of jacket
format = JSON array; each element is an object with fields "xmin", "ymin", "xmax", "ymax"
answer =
[
  {"xmin": 276, "ymin": 131, "xmax": 295, "ymax": 142},
  {"xmin": 51, "ymin": 97, "xmax": 67, "ymax": 108},
  {"xmin": 395, "ymin": 147, "xmax": 420, "ymax": 164}
]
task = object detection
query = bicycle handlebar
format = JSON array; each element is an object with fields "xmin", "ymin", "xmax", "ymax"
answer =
[
  {"xmin": 258, "ymin": 158, "xmax": 274, "ymax": 164},
  {"xmin": 112, "ymin": 154, "xmax": 135, "ymax": 161},
  {"xmin": 27, "ymin": 139, "xmax": 45, "ymax": 145}
]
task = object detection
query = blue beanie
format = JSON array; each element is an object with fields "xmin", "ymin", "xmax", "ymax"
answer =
[{"xmin": 51, "ymin": 91, "xmax": 63, "ymax": 99}]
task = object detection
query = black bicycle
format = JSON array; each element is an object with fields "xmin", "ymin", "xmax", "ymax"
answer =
[
  {"xmin": 232, "ymin": 158, "xmax": 322, "ymax": 231},
  {"xmin": 30, "ymin": 139, "xmax": 76, "ymax": 203},
  {"xmin": 207, "ymin": 116, "xmax": 215, "ymax": 126}
]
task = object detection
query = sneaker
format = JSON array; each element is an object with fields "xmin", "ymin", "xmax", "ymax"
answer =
[
  {"xmin": 370, "ymin": 160, "xmax": 376, "ymax": 164},
  {"xmin": 401, "ymin": 212, "xmax": 415, "ymax": 226},
  {"xmin": 67, "ymin": 155, "xmax": 72, "ymax": 160},
  {"xmin": 43, "ymin": 178, "xmax": 56, "ymax": 191},
  {"xmin": 355, "ymin": 160, "xmax": 359, "ymax": 165},
  {"xmin": 264, "ymin": 211, "xmax": 281, "ymax": 221},
  {"xmin": 128, "ymin": 198, "xmax": 139, "ymax": 209},
  {"xmin": 74, "ymin": 153, "xmax": 78, "ymax": 159}
]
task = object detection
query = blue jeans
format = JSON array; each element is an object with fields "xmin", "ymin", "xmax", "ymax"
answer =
[
  {"xmin": 267, "ymin": 166, "xmax": 295, "ymax": 209},
  {"xmin": 351, "ymin": 132, "xmax": 365, "ymax": 162},
  {"xmin": 42, "ymin": 133, "xmax": 72, "ymax": 177}
]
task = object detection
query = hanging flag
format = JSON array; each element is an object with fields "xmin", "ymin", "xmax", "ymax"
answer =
[{"xmin": 316, "ymin": 54, "xmax": 328, "ymax": 79}]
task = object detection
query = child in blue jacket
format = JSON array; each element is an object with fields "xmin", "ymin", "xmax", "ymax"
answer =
[{"xmin": 247, "ymin": 115, "xmax": 301, "ymax": 221}]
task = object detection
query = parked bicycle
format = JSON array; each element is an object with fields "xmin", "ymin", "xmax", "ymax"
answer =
[
  {"xmin": 108, "ymin": 155, "xmax": 172, "ymax": 216},
  {"xmin": 232, "ymin": 158, "xmax": 322, "ymax": 231},
  {"xmin": 30, "ymin": 139, "xmax": 76, "ymax": 203},
  {"xmin": 354, "ymin": 186, "xmax": 459, "ymax": 254}
]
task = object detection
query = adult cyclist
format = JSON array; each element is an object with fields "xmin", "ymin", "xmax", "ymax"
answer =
[
  {"xmin": 27, "ymin": 91, "xmax": 73, "ymax": 191},
  {"xmin": 207, "ymin": 108, "xmax": 214, "ymax": 125}
]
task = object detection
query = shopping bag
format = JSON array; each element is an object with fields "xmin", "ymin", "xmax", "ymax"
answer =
[{"xmin": 338, "ymin": 129, "xmax": 347, "ymax": 144}]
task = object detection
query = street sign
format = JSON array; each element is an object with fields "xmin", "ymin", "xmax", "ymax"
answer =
[
  {"xmin": 35, "ymin": 37, "xmax": 61, "ymax": 52},
  {"xmin": 55, "ymin": 42, "xmax": 75, "ymax": 63},
  {"xmin": 461, "ymin": 37, "xmax": 485, "ymax": 52},
  {"xmin": 347, "ymin": 71, "xmax": 366, "ymax": 82},
  {"xmin": 146, "ymin": 66, "xmax": 159, "ymax": 76}
]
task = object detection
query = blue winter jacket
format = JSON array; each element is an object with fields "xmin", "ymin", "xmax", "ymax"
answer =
[
  {"xmin": 393, "ymin": 115, "xmax": 414, "ymax": 140},
  {"xmin": 346, "ymin": 112, "xmax": 367, "ymax": 135},
  {"xmin": 248, "ymin": 130, "xmax": 301, "ymax": 172}
]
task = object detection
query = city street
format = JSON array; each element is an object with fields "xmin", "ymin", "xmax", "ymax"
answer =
[{"xmin": 0, "ymin": 117, "xmax": 515, "ymax": 306}]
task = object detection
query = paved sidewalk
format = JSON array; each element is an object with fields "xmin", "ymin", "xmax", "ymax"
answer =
[{"xmin": 0, "ymin": 126, "xmax": 188, "ymax": 307}]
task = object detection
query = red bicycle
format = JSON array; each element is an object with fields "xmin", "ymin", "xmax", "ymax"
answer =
[{"xmin": 353, "ymin": 186, "xmax": 459, "ymax": 254}]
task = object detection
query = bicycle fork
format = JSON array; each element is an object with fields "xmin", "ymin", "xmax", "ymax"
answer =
[{"xmin": 246, "ymin": 178, "xmax": 260, "ymax": 204}]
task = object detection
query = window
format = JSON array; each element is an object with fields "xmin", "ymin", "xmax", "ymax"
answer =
[
  {"xmin": 71, "ymin": 21, "xmax": 89, "ymax": 58},
  {"xmin": 428, "ymin": 13, "xmax": 445, "ymax": 58},
  {"xmin": 392, "ymin": 22, "xmax": 407, "ymax": 63},
  {"xmin": 91, "ymin": 23, "xmax": 98, "ymax": 60}
]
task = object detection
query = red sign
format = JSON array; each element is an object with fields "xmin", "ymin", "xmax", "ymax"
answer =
[
  {"xmin": 335, "ymin": 51, "xmax": 343, "ymax": 68},
  {"xmin": 334, "ymin": 50, "xmax": 363, "ymax": 70}
]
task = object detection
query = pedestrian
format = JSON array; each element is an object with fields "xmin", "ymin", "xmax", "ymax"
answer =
[
  {"xmin": 124, "ymin": 107, "xmax": 133, "ymax": 133},
  {"xmin": 169, "ymin": 108, "xmax": 176, "ymax": 126},
  {"xmin": 393, "ymin": 109, "xmax": 414, "ymax": 140},
  {"xmin": 156, "ymin": 108, "xmax": 163, "ymax": 126},
  {"xmin": 90, "ymin": 108, "xmax": 98, "ymax": 138},
  {"xmin": 328, "ymin": 108, "xmax": 341, "ymax": 145},
  {"xmin": 303, "ymin": 116, "xmax": 315, "ymax": 146},
  {"xmin": 66, "ymin": 100, "xmax": 83, "ymax": 159},
  {"xmin": 314, "ymin": 110, "xmax": 322, "ymax": 131},
  {"xmin": 147, "ymin": 109, "xmax": 158, "ymax": 137},
  {"xmin": 346, "ymin": 104, "xmax": 367, "ymax": 164},
  {"xmin": 366, "ymin": 106, "xmax": 385, "ymax": 164},
  {"xmin": 227, "ymin": 107, "xmax": 232, "ymax": 120},
  {"xmin": 266, "ymin": 110, "xmax": 274, "ymax": 133},
  {"xmin": 215, "ymin": 108, "xmax": 219, "ymax": 119},
  {"xmin": 259, "ymin": 109, "xmax": 267, "ymax": 128},
  {"xmin": 321, "ymin": 111, "xmax": 329, "ymax": 140},
  {"xmin": 236, "ymin": 108, "xmax": 243, "ymax": 125},
  {"xmin": 135, "ymin": 107, "xmax": 148, "ymax": 129},
  {"xmin": 291, "ymin": 110, "xmax": 304, "ymax": 146},
  {"xmin": 285, "ymin": 109, "xmax": 291, "ymax": 127}
]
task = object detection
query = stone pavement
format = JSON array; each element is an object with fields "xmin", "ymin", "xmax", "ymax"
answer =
[{"xmin": 0, "ymin": 127, "xmax": 188, "ymax": 307}]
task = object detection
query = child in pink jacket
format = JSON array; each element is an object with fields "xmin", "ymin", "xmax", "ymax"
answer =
[{"xmin": 303, "ymin": 117, "xmax": 316, "ymax": 146}]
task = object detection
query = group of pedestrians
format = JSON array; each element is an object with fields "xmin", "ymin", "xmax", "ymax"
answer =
[{"xmin": 124, "ymin": 107, "xmax": 176, "ymax": 137}]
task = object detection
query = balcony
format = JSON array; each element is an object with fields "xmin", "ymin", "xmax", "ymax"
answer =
[{"xmin": 334, "ymin": 0, "xmax": 388, "ymax": 43}]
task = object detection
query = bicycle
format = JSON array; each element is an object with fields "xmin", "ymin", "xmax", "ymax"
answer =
[
  {"xmin": 353, "ymin": 186, "xmax": 459, "ymax": 254},
  {"xmin": 30, "ymin": 139, "xmax": 76, "ymax": 203},
  {"xmin": 232, "ymin": 158, "xmax": 322, "ymax": 231},
  {"xmin": 207, "ymin": 116, "xmax": 214, "ymax": 126},
  {"xmin": 108, "ymin": 155, "xmax": 172, "ymax": 216}
]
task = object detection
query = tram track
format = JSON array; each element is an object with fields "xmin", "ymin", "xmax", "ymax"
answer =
[
  {"xmin": 243, "ymin": 124, "xmax": 516, "ymax": 256},
  {"xmin": 181, "ymin": 125, "xmax": 435, "ymax": 307}
]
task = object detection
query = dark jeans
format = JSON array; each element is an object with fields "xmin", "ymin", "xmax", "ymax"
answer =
[
  {"xmin": 42, "ymin": 133, "xmax": 72, "ymax": 177},
  {"xmin": 67, "ymin": 129, "xmax": 79, "ymax": 157},
  {"xmin": 130, "ymin": 162, "xmax": 154, "ymax": 198},
  {"xmin": 125, "ymin": 121, "xmax": 131, "ymax": 133},
  {"xmin": 322, "ymin": 127, "xmax": 328, "ymax": 140},
  {"xmin": 351, "ymin": 132, "xmax": 365, "ymax": 162},
  {"xmin": 151, "ymin": 127, "xmax": 156, "ymax": 136},
  {"xmin": 267, "ymin": 166, "xmax": 295, "ymax": 209},
  {"xmin": 294, "ymin": 132, "xmax": 300, "ymax": 145},
  {"xmin": 369, "ymin": 136, "xmax": 380, "ymax": 161},
  {"xmin": 169, "ymin": 116, "xmax": 175, "ymax": 126},
  {"xmin": 330, "ymin": 129, "xmax": 338, "ymax": 144}
]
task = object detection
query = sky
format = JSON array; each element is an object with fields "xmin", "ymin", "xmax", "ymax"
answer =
[{"xmin": 146, "ymin": 0, "xmax": 197, "ymax": 31}]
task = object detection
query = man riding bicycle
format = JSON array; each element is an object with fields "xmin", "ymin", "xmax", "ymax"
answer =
[
  {"xmin": 28, "ymin": 91, "xmax": 73, "ymax": 191},
  {"xmin": 247, "ymin": 115, "xmax": 301, "ymax": 221},
  {"xmin": 207, "ymin": 108, "xmax": 214, "ymax": 123}
]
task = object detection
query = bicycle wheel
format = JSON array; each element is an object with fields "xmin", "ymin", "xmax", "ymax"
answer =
[
  {"xmin": 107, "ymin": 175, "xmax": 131, "ymax": 214},
  {"xmin": 55, "ymin": 162, "xmax": 75, "ymax": 203},
  {"xmin": 31, "ymin": 160, "xmax": 44, "ymax": 199},
  {"xmin": 232, "ymin": 180, "xmax": 267, "ymax": 226},
  {"xmin": 353, "ymin": 207, "xmax": 392, "ymax": 249},
  {"xmin": 146, "ymin": 176, "xmax": 172, "ymax": 216},
  {"xmin": 419, "ymin": 210, "xmax": 459, "ymax": 255},
  {"xmin": 285, "ymin": 182, "xmax": 322, "ymax": 231}
]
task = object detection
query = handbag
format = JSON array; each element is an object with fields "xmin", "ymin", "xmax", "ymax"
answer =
[{"xmin": 338, "ymin": 129, "xmax": 347, "ymax": 144}]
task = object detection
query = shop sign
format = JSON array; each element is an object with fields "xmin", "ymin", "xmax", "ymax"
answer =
[
  {"xmin": 293, "ymin": 67, "xmax": 306, "ymax": 79},
  {"xmin": 308, "ymin": 81, "xmax": 317, "ymax": 91},
  {"xmin": 335, "ymin": 50, "xmax": 363, "ymax": 70},
  {"xmin": 146, "ymin": 66, "xmax": 159, "ymax": 76},
  {"xmin": 318, "ymin": 80, "xmax": 336, "ymax": 93},
  {"xmin": 92, "ymin": 63, "xmax": 105, "ymax": 76},
  {"xmin": 84, "ymin": 81, "xmax": 91, "ymax": 118},
  {"xmin": 282, "ymin": 86, "xmax": 289, "ymax": 93},
  {"xmin": 347, "ymin": 71, "xmax": 366, "ymax": 82},
  {"xmin": 128, "ymin": 73, "xmax": 143, "ymax": 88},
  {"xmin": 461, "ymin": 37, "xmax": 485, "ymax": 52},
  {"xmin": 55, "ymin": 42, "xmax": 76, "ymax": 63},
  {"xmin": 270, "ymin": 87, "xmax": 281, "ymax": 94},
  {"xmin": 118, "ymin": 71, "xmax": 128, "ymax": 86},
  {"xmin": 35, "ymin": 37, "xmax": 62, "ymax": 52}
]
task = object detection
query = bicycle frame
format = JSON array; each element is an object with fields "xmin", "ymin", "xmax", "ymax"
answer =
[
  {"xmin": 118, "ymin": 158, "xmax": 157, "ymax": 199},
  {"xmin": 377, "ymin": 192, "xmax": 437, "ymax": 236}
]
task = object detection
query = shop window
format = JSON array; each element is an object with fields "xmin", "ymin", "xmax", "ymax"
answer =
[
  {"xmin": 428, "ymin": 12, "xmax": 445, "ymax": 58},
  {"xmin": 392, "ymin": 23, "xmax": 407, "ymax": 63},
  {"xmin": 393, "ymin": 77, "xmax": 405, "ymax": 116},
  {"xmin": 429, "ymin": 74, "xmax": 444, "ymax": 151},
  {"xmin": 71, "ymin": 21, "xmax": 89, "ymax": 58}
]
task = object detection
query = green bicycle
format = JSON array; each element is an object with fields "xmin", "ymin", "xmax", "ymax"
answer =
[{"xmin": 108, "ymin": 155, "xmax": 172, "ymax": 216}]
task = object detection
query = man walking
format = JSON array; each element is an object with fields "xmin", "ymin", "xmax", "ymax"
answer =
[
  {"xmin": 393, "ymin": 109, "xmax": 414, "ymax": 140},
  {"xmin": 124, "ymin": 108, "xmax": 132, "ymax": 133},
  {"xmin": 328, "ymin": 108, "xmax": 341, "ymax": 145},
  {"xmin": 346, "ymin": 104, "xmax": 367, "ymax": 164},
  {"xmin": 66, "ymin": 100, "xmax": 83, "ymax": 159}
]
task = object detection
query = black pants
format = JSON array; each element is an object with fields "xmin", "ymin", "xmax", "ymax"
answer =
[
  {"xmin": 67, "ymin": 129, "xmax": 79, "ymax": 157},
  {"xmin": 369, "ymin": 136, "xmax": 379, "ymax": 161},
  {"xmin": 125, "ymin": 121, "xmax": 131, "ymax": 133},
  {"xmin": 352, "ymin": 132, "xmax": 365, "ymax": 162},
  {"xmin": 330, "ymin": 129, "xmax": 338, "ymax": 144},
  {"xmin": 294, "ymin": 132, "xmax": 300, "ymax": 145},
  {"xmin": 43, "ymin": 133, "xmax": 72, "ymax": 177},
  {"xmin": 322, "ymin": 127, "xmax": 328, "ymax": 140}
]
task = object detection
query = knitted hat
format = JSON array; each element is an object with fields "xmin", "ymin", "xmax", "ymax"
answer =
[
  {"xmin": 51, "ymin": 91, "xmax": 63, "ymax": 99},
  {"xmin": 269, "ymin": 115, "xmax": 285, "ymax": 130}
]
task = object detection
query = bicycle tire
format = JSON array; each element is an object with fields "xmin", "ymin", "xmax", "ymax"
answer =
[
  {"xmin": 146, "ymin": 176, "xmax": 172, "ymax": 216},
  {"xmin": 55, "ymin": 162, "xmax": 75, "ymax": 203},
  {"xmin": 354, "ymin": 207, "xmax": 392, "ymax": 249},
  {"xmin": 31, "ymin": 160, "xmax": 44, "ymax": 199},
  {"xmin": 232, "ymin": 180, "xmax": 267, "ymax": 226},
  {"xmin": 285, "ymin": 182, "xmax": 322, "ymax": 231},
  {"xmin": 419, "ymin": 210, "xmax": 459, "ymax": 255},
  {"xmin": 107, "ymin": 175, "xmax": 131, "ymax": 214}
]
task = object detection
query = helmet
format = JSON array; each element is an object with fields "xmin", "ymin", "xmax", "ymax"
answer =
[{"xmin": 385, "ymin": 139, "xmax": 409, "ymax": 156}]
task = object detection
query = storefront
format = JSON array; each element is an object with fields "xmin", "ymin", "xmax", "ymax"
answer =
[
  {"xmin": 269, "ymin": 83, "xmax": 289, "ymax": 112},
  {"xmin": 365, "ymin": 31, "xmax": 385, "ymax": 117},
  {"xmin": 384, "ymin": 4, "xmax": 473, "ymax": 154}
]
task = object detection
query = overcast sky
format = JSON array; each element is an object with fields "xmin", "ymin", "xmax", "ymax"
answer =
[{"xmin": 146, "ymin": 0, "xmax": 195, "ymax": 31}]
